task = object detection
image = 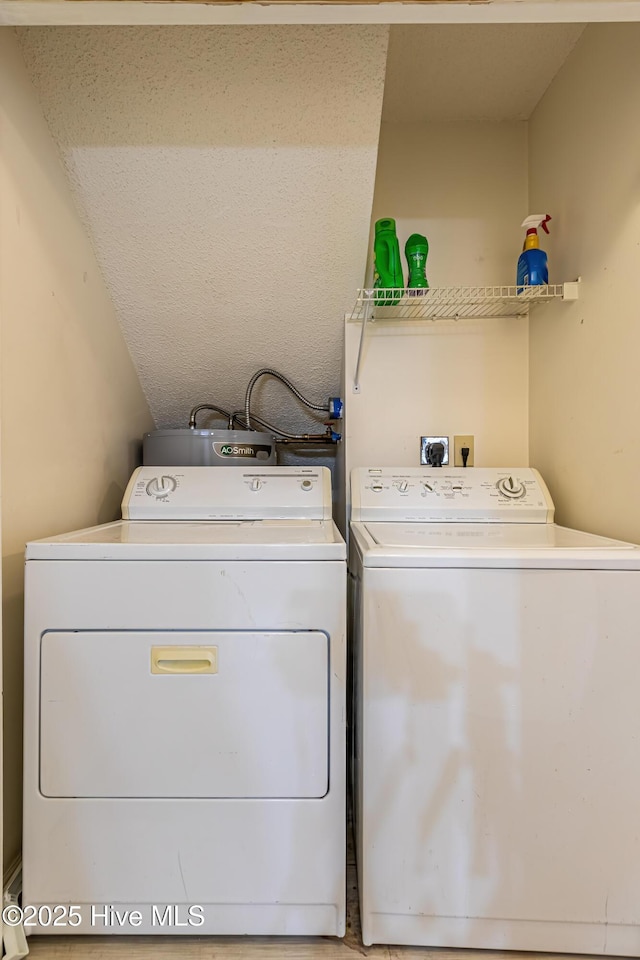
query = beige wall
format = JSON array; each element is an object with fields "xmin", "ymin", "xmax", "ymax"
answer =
[
  {"xmin": 529, "ymin": 23, "xmax": 640, "ymax": 541},
  {"xmin": 343, "ymin": 121, "xmax": 529, "ymax": 503},
  {"xmin": 0, "ymin": 28, "xmax": 153, "ymax": 870},
  {"xmin": 371, "ymin": 121, "xmax": 528, "ymax": 286}
]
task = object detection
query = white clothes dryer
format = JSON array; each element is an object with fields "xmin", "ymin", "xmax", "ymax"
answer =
[
  {"xmin": 24, "ymin": 466, "xmax": 346, "ymax": 936},
  {"xmin": 350, "ymin": 466, "xmax": 640, "ymax": 954}
]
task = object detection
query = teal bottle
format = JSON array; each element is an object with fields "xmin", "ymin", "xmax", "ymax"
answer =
[
  {"xmin": 373, "ymin": 218, "xmax": 404, "ymax": 306},
  {"xmin": 405, "ymin": 233, "xmax": 429, "ymax": 293}
]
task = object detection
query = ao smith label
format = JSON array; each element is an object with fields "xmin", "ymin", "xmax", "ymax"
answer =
[{"xmin": 213, "ymin": 443, "xmax": 271, "ymax": 459}]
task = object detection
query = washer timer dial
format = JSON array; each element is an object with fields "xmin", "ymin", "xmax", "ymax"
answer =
[
  {"xmin": 146, "ymin": 475, "xmax": 177, "ymax": 498},
  {"xmin": 496, "ymin": 476, "xmax": 526, "ymax": 499}
]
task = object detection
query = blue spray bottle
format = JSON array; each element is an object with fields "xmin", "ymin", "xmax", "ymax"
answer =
[{"xmin": 517, "ymin": 214, "xmax": 551, "ymax": 290}]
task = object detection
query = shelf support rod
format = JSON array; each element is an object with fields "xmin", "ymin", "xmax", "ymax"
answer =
[{"xmin": 353, "ymin": 294, "xmax": 372, "ymax": 393}]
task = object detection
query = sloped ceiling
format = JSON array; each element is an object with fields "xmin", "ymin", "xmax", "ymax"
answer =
[
  {"xmin": 18, "ymin": 25, "xmax": 389, "ymax": 430},
  {"xmin": 383, "ymin": 23, "xmax": 585, "ymax": 122},
  {"xmin": 18, "ymin": 23, "xmax": 583, "ymax": 431}
]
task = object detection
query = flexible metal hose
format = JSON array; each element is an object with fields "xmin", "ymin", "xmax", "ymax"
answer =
[
  {"xmin": 231, "ymin": 411, "xmax": 334, "ymax": 442},
  {"xmin": 244, "ymin": 368, "xmax": 329, "ymax": 430},
  {"xmin": 188, "ymin": 404, "xmax": 233, "ymax": 429}
]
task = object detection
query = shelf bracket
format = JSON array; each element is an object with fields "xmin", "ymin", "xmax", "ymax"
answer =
[{"xmin": 562, "ymin": 279, "xmax": 581, "ymax": 300}]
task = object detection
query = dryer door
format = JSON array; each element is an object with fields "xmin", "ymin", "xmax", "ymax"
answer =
[{"xmin": 40, "ymin": 630, "xmax": 328, "ymax": 798}]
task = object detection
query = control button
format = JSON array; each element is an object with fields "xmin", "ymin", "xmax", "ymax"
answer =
[
  {"xmin": 496, "ymin": 476, "xmax": 526, "ymax": 499},
  {"xmin": 371, "ymin": 483, "xmax": 383, "ymax": 493},
  {"xmin": 250, "ymin": 478, "xmax": 263, "ymax": 492},
  {"xmin": 301, "ymin": 479, "xmax": 313, "ymax": 491},
  {"xmin": 146, "ymin": 475, "xmax": 177, "ymax": 498}
]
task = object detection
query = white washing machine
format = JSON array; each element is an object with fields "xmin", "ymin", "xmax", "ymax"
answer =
[
  {"xmin": 23, "ymin": 466, "xmax": 346, "ymax": 936},
  {"xmin": 350, "ymin": 466, "xmax": 640, "ymax": 954}
]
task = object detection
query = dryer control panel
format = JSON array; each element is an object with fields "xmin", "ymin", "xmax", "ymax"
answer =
[
  {"xmin": 351, "ymin": 467, "xmax": 554, "ymax": 523},
  {"xmin": 122, "ymin": 466, "xmax": 332, "ymax": 520}
]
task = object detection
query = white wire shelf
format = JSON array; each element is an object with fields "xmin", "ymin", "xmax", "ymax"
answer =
[
  {"xmin": 349, "ymin": 280, "xmax": 580, "ymax": 392},
  {"xmin": 348, "ymin": 282, "xmax": 579, "ymax": 322}
]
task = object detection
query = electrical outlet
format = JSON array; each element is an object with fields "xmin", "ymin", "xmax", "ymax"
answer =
[
  {"xmin": 420, "ymin": 436, "xmax": 449, "ymax": 466},
  {"xmin": 453, "ymin": 435, "xmax": 474, "ymax": 467}
]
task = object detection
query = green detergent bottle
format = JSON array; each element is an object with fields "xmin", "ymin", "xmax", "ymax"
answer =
[
  {"xmin": 374, "ymin": 218, "xmax": 404, "ymax": 306},
  {"xmin": 406, "ymin": 233, "xmax": 429, "ymax": 293}
]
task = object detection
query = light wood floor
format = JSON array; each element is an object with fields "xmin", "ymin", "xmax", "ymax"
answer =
[{"xmin": 25, "ymin": 940, "xmax": 603, "ymax": 960}]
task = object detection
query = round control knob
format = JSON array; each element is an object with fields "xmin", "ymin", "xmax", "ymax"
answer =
[
  {"xmin": 496, "ymin": 476, "xmax": 526, "ymax": 499},
  {"xmin": 250, "ymin": 478, "xmax": 263, "ymax": 492},
  {"xmin": 397, "ymin": 480, "xmax": 409, "ymax": 493},
  {"xmin": 301, "ymin": 479, "xmax": 313, "ymax": 491},
  {"xmin": 371, "ymin": 483, "xmax": 383, "ymax": 493},
  {"xmin": 146, "ymin": 475, "xmax": 176, "ymax": 498}
]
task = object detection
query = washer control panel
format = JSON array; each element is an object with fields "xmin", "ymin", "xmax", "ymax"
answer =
[
  {"xmin": 123, "ymin": 466, "xmax": 332, "ymax": 520},
  {"xmin": 351, "ymin": 468, "xmax": 554, "ymax": 523}
]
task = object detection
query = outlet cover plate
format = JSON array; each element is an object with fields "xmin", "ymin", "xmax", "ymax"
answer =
[{"xmin": 420, "ymin": 436, "xmax": 449, "ymax": 466}]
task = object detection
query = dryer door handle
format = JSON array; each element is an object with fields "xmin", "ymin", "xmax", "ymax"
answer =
[{"xmin": 150, "ymin": 646, "xmax": 218, "ymax": 675}]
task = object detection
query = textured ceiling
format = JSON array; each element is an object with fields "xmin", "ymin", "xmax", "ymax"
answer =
[
  {"xmin": 17, "ymin": 23, "xmax": 584, "ymax": 435},
  {"xmin": 18, "ymin": 25, "xmax": 389, "ymax": 431},
  {"xmin": 383, "ymin": 23, "xmax": 585, "ymax": 122}
]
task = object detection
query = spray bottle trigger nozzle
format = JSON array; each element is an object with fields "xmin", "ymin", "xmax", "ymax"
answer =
[{"xmin": 521, "ymin": 214, "xmax": 552, "ymax": 234}]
